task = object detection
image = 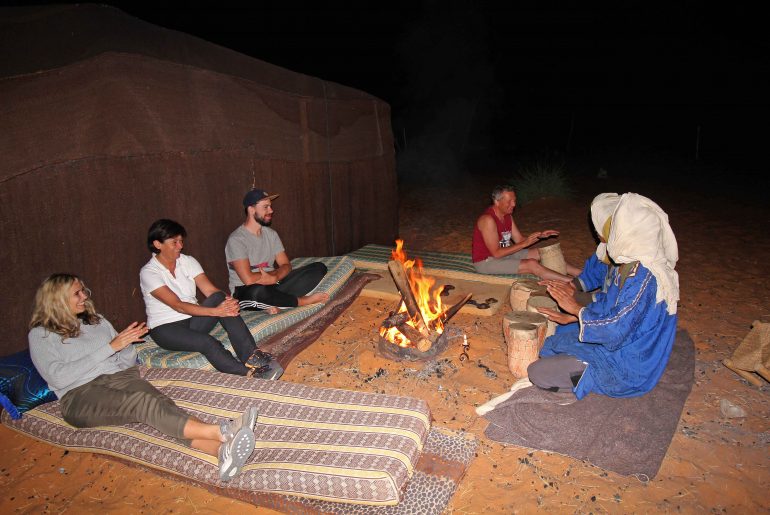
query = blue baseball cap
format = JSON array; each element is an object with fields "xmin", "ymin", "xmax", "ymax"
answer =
[{"xmin": 243, "ymin": 189, "xmax": 280, "ymax": 207}]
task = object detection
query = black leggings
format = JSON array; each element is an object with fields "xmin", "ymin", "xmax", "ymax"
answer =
[
  {"xmin": 150, "ymin": 292, "xmax": 256, "ymax": 376},
  {"xmin": 234, "ymin": 262, "xmax": 327, "ymax": 308}
]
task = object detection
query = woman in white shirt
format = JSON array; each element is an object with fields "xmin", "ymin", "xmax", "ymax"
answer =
[{"xmin": 139, "ymin": 219, "xmax": 274, "ymax": 377}]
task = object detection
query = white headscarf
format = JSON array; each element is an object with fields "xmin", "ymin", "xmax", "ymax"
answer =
[
  {"xmin": 607, "ymin": 193, "xmax": 679, "ymax": 315},
  {"xmin": 590, "ymin": 193, "xmax": 620, "ymax": 263}
]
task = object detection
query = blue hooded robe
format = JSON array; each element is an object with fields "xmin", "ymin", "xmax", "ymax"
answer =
[{"xmin": 540, "ymin": 261, "xmax": 677, "ymax": 399}]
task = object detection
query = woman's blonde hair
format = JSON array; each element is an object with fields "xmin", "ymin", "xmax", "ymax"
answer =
[{"xmin": 29, "ymin": 273, "xmax": 100, "ymax": 338}]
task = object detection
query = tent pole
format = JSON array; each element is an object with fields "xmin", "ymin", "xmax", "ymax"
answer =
[{"xmin": 322, "ymin": 80, "xmax": 336, "ymax": 255}]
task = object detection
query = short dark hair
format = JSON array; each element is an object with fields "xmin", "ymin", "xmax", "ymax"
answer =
[
  {"xmin": 491, "ymin": 184, "xmax": 515, "ymax": 203},
  {"xmin": 147, "ymin": 219, "xmax": 187, "ymax": 254}
]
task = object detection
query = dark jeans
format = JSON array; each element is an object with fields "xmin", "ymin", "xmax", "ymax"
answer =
[
  {"xmin": 150, "ymin": 291, "xmax": 256, "ymax": 376},
  {"xmin": 60, "ymin": 366, "xmax": 190, "ymax": 443},
  {"xmin": 527, "ymin": 354, "xmax": 588, "ymax": 393},
  {"xmin": 234, "ymin": 262, "xmax": 327, "ymax": 308}
]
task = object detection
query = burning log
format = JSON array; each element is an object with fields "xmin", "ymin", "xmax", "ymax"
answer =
[
  {"xmin": 387, "ymin": 260, "xmax": 434, "ymax": 338},
  {"xmin": 380, "ymin": 243, "xmax": 471, "ymax": 355},
  {"xmin": 387, "ymin": 259, "xmax": 451, "ymax": 351},
  {"xmin": 434, "ymin": 293, "xmax": 473, "ymax": 329},
  {"xmin": 382, "ymin": 311, "xmax": 410, "ymax": 329},
  {"xmin": 396, "ymin": 323, "xmax": 433, "ymax": 352}
]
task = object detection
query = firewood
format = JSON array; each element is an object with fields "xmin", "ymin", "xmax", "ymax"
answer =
[
  {"xmin": 387, "ymin": 260, "xmax": 432, "ymax": 338},
  {"xmin": 395, "ymin": 322, "xmax": 432, "ymax": 352},
  {"xmin": 435, "ymin": 293, "xmax": 473, "ymax": 328},
  {"xmin": 382, "ymin": 312, "xmax": 410, "ymax": 329}
]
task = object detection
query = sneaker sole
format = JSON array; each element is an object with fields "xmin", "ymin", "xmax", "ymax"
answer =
[{"xmin": 219, "ymin": 428, "xmax": 255, "ymax": 481}]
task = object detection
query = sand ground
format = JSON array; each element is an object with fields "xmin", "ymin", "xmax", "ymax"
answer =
[{"xmin": 1, "ymin": 165, "xmax": 768, "ymax": 513}]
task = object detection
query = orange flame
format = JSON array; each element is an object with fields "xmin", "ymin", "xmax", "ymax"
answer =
[{"xmin": 380, "ymin": 239, "xmax": 445, "ymax": 347}]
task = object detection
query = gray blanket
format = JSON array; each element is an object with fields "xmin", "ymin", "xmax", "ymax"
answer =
[{"xmin": 484, "ymin": 329, "xmax": 694, "ymax": 478}]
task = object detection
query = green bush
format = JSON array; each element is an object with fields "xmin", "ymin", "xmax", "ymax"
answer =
[{"xmin": 509, "ymin": 158, "xmax": 573, "ymax": 205}]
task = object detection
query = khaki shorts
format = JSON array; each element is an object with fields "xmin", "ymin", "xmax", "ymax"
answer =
[{"xmin": 473, "ymin": 249, "xmax": 530, "ymax": 274}]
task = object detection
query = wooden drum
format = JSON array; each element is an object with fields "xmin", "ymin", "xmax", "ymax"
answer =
[
  {"xmin": 526, "ymin": 295, "xmax": 559, "ymax": 337},
  {"xmin": 539, "ymin": 241, "xmax": 567, "ymax": 275},
  {"xmin": 509, "ymin": 279, "xmax": 547, "ymax": 311},
  {"xmin": 502, "ymin": 311, "xmax": 548, "ymax": 377}
]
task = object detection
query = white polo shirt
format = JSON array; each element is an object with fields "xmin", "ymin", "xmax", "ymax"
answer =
[{"xmin": 139, "ymin": 253, "xmax": 204, "ymax": 329}]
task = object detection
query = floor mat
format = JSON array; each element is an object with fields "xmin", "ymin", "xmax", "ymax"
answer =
[
  {"xmin": 483, "ymin": 329, "xmax": 695, "ymax": 478},
  {"xmin": 109, "ymin": 427, "xmax": 478, "ymax": 514},
  {"xmin": 259, "ymin": 271, "xmax": 380, "ymax": 367}
]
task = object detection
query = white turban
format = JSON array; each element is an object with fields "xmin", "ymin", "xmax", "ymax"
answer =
[
  {"xmin": 590, "ymin": 193, "xmax": 620, "ymax": 263},
  {"xmin": 607, "ymin": 193, "xmax": 679, "ymax": 315}
]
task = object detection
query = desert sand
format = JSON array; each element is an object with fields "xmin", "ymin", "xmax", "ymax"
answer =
[{"xmin": 1, "ymin": 163, "xmax": 768, "ymax": 513}]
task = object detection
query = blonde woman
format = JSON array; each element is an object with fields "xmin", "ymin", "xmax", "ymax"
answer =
[{"xmin": 28, "ymin": 273, "xmax": 258, "ymax": 481}]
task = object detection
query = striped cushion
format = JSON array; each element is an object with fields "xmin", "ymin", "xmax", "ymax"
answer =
[
  {"xmin": 136, "ymin": 256, "xmax": 354, "ymax": 370},
  {"xmin": 1, "ymin": 367, "xmax": 431, "ymax": 505},
  {"xmin": 347, "ymin": 244, "xmax": 535, "ymax": 284}
]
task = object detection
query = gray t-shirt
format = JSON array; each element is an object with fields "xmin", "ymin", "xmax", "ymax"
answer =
[{"xmin": 225, "ymin": 225, "xmax": 285, "ymax": 292}]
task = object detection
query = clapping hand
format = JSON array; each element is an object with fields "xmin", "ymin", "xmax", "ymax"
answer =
[
  {"xmin": 537, "ymin": 307, "xmax": 578, "ymax": 325},
  {"xmin": 538, "ymin": 279, "xmax": 581, "ymax": 316},
  {"xmin": 540, "ymin": 229, "xmax": 560, "ymax": 238},
  {"xmin": 524, "ymin": 232, "xmax": 542, "ymax": 246},
  {"xmin": 110, "ymin": 322, "xmax": 148, "ymax": 351}
]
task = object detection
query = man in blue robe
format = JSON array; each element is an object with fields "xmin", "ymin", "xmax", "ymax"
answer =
[{"xmin": 529, "ymin": 193, "xmax": 680, "ymax": 399}]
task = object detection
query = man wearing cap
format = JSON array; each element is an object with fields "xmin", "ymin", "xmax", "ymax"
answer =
[{"xmin": 225, "ymin": 189, "xmax": 329, "ymax": 312}]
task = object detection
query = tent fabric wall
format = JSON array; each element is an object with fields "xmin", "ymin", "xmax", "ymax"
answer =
[{"xmin": 0, "ymin": 5, "xmax": 397, "ymax": 354}]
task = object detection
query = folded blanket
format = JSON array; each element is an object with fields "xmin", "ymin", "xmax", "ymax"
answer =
[{"xmin": 483, "ymin": 329, "xmax": 695, "ymax": 478}]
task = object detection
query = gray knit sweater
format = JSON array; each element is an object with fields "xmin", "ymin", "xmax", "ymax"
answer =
[{"xmin": 29, "ymin": 316, "xmax": 138, "ymax": 399}]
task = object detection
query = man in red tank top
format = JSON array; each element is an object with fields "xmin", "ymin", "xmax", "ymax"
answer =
[{"xmin": 471, "ymin": 185, "xmax": 581, "ymax": 281}]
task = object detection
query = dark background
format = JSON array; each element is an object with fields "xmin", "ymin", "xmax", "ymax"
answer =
[{"xmin": 10, "ymin": 1, "xmax": 770, "ymax": 178}]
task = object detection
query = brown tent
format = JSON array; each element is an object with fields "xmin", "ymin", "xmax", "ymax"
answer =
[{"xmin": 0, "ymin": 4, "xmax": 397, "ymax": 353}]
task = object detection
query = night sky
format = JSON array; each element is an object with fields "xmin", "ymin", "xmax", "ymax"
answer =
[{"xmin": 21, "ymin": 2, "xmax": 770, "ymax": 174}]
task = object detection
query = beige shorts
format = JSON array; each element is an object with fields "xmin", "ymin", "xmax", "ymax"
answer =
[{"xmin": 473, "ymin": 249, "xmax": 529, "ymax": 274}]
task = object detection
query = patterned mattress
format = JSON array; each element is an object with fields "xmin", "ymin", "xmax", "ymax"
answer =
[
  {"xmin": 1, "ymin": 367, "xmax": 431, "ymax": 506},
  {"xmin": 136, "ymin": 255, "xmax": 355, "ymax": 370},
  {"xmin": 347, "ymin": 244, "xmax": 535, "ymax": 284}
]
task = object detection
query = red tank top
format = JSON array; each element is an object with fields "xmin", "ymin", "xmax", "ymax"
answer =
[{"xmin": 472, "ymin": 206, "xmax": 513, "ymax": 262}]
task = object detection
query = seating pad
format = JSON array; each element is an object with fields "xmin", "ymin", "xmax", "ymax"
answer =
[
  {"xmin": 347, "ymin": 244, "xmax": 536, "ymax": 285},
  {"xmin": 135, "ymin": 255, "xmax": 355, "ymax": 370},
  {"xmin": 1, "ymin": 367, "xmax": 431, "ymax": 506}
]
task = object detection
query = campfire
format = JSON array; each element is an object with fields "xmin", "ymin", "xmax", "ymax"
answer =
[{"xmin": 378, "ymin": 240, "xmax": 471, "ymax": 361}]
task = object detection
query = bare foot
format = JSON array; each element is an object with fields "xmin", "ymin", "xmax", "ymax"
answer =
[
  {"xmin": 266, "ymin": 307, "xmax": 279, "ymax": 315},
  {"xmin": 298, "ymin": 292, "xmax": 330, "ymax": 307}
]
